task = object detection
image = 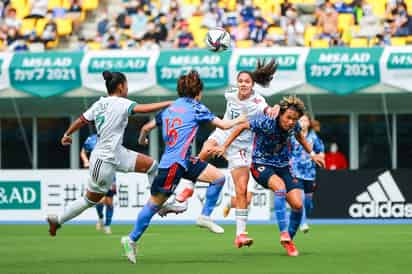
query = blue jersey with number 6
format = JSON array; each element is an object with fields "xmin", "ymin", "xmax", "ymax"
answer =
[{"xmin": 156, "ymin": 97, "xmax": 215, "ymax": 170}]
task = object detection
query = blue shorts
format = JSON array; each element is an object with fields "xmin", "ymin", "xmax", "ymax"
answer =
[
  {"xmin": 299, "ymin": 179, "xmax": 317, "ymax": 194},
  {"xmin": 250, "ymin": 163, "xmax": 303, "ymax": 193},
  {"xmin": 151, "ymin": 157, "xmax": 208, "ymax": 196}
]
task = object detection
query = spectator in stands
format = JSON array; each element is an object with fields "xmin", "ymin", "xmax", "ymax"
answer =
[
  {"xmin": 102, "ymin": 26, "xmax": 120, "ymax": 48},
  {"xmin": 284, "ymin": 8, "xmax": 304, "ymax": 46},
  {"xmin": 125, "ymin": 0, "xmax": 139, "ymax": 15},
  {"xmin": 393, "ymin": 2, "xmax": 409, "ymax": 36},
  {"xmin": 317, "ymin": 1, "xmax": 339, "ymax": 43},
  {"xmin": 130, "ymin": 6, "xmax": 148, "ymax": 39},
  {"xmin": 173, "ymin": 20, "xmax": 194, "ymax": 48},
  {"xmin": 249, "ymin": 16, "xmax": 267, "ymax": 45},
  {"xmin": 9, "ymin": 38, "xmax": 28, "ymax": 51},
  {"xmin": 357, "ymin": 4, "xmax": 381, "ymax": 39},
  {"xmin": 230, "ymin": 18, "xmax": 249, "ymax": 41},
  {"xmin": 334, "ymin": 0, "xmax": 353, "ymax": 14},
  {"xmin": 67, "ymin": 0, "xmax": 83, "ymax": 33},
  {"xmin": 240, "ymin": 0, "xmax": 255, "ymax": 23},
  {"xmin": 376, "ymin": 21, "xmax": 393, "ymax": 46},
  {"xmin": 6, "ymin": 27, "xmax": 18, "ymax": 45},
  {"xmin": 41, "ymin": 14, "xmax": 57, "ymax": 45},
  {"xmin": 153, "ymin": 16, "xmax": 168, "ymax": 43},
  {"xmin": 4, "ymin": 8, "xmax": 21, "ymax": 31},
  {"xmin": 140, "ymin": 32, "xmax": 160, "ymax": 50},
  {"xmin": 97, "ymin": 13, "xmax": 110, "ymax": 37},
  {"xmin": 26, "ymin": 0, "xmax": 48, "ymax": 19},
  {"xmin": 105, "ymin": 35, "xmax": 121, "ymax": 49},
  {"xmin": 202, "ymin": 4, "xmax": 221, "ymax": 29},
  {"xmin": 325, "ymin": 142, "xmax": 348, "ymax": 170}
]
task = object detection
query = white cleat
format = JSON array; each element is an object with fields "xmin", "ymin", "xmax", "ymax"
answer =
[
  {"xmin": 300, "ymin": 223, "xmax": 310, "ymax": 233},
  {"xmin": 196, "ymin": 215, "xmax": 224, "ymax": 234},
  {"xmin": 158, "ymin": 200, "xmax": 188, "ymax": 217},
  {"xmin": 104, "ymin": 226, "xmax": 112, "ymax": 234},
  {"xmin": 121, "ymin": 236, "xmax": 137, "ymax": 264},
  {"xmin": 96, "ymin": 219, "xmax": 103, "ymax": 231}
]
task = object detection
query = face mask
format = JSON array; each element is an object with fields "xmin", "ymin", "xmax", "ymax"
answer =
[{"xmin": 330, "ymin": 143, "xmax": 338, "ymax": 153}]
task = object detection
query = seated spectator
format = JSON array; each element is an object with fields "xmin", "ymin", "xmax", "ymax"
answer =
[
  {"xmin": 334, "ymin": 0, "xmax": 354, "ymax": 14},
  {"xmin": 9, "ymin": 38, "xmax": 28, "ymax": 51},
  {"xmin": 25, "ymin": 0, "xmax": 48, "ymax": 19},
  {"xmin": 4, "ymin": 8, "xmax": 21, "ymax": 31},
  {"xmin": 325, "ymin": 142, "xmax": 348, "ymax": 170},
  {"xmin": 67, "ymin": 0, "xmax": 83, "ymax": 33},
  {"xmin": 376, "ymin": 21, "xmax": 393, "ymax": 46},
  {"xmin": 97, "ymin": 13, "xmax": 110, "ymax": 37},
  {"xmin": 284, "ymin": 8, "xmax": 304, "ymax": 46},
  {"xmin": 173, "ymin": 20, "xmax": 194, "ymax": 48},
  {"xmin": 317, "ymin": 1, "xmax": 339, "ymax": 41},
  {"xmin": 240, "ymin": 0, "xmax": 255, "ymax": 23},
  {"xmin": 202, "ymin": 5, "xmax": 220, "ymax": 29},
  {"xmin": 130, "ymin": 6, "xmax": 148, "ymax": 39},
  {"xmin": 357, "ymin": 4, "xmax": 381, "ymax": 39},
  {"xmin": 102, "ymin": 26, "xmax": 120, "ymax": 48},
  {"xmin": 153, "ymin": 16, "xmax": 168, "ymax": 42},
  {"xmin": 105, "ymin": 35, "xmax": 121, "ymax": 49},
  {"xmin": 249, "ymin": 16, "xmax": 267, "ymax": 44},
  {"xmin": 125, "ymin": 0, "xmax": 139, "ymax": 15},
  {"xmin": 230, "ymin": 18, "xmax": 249, "ymax": 41},
  {"xmin": 6, "ymin": 27, "xmax": 19, "ymax": 45},
  {"xmin": 41, "ymin": 15, "xmax": 58, "ymax": 45},
  {"xmin": 140, "ymin": 32, "xmax": 160, "ymax": 50},
  {"xmin": 393, "ymin": 2, "xmax": 409, "ymax": 36}
]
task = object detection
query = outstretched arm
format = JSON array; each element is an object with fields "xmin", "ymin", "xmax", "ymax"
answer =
[
  {"xmin": 138, "ymin": 119, "xmax": 157, "ymax": 145},
  {"xmin": 132, "ymin": 101, "xmax": 173, "ymax": 114},
  {"xmin": 210, "ymin": 114, "xmax": 247, "ymax": 130},
  {"xmin": 211, "ymin": 121, "xmax": 250, "ymax": 157},
  {"xmin": 295, "ymin": 132, "xmax": 325, "ymax": 168},
  {"xmin": 61, "ymin": 117, "xmax": 88, "ymax": 146},
  {"xmin": 80, "ymin": 148, "xmax": 90, "ymax": 168}
]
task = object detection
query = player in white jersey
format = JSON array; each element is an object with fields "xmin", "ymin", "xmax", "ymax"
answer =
[
  {"xmin": 47, "ymin": 71, "xmax": 172, "ymax": 237},
  {"xmin": 163, "ymin": 59, "xmax": 279, "ymax": 247}
]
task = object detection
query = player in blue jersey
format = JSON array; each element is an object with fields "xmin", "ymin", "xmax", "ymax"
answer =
[
  {"xmin": 120, "ymin": 71, "xmax": 246, "ymax": 264},
  {"xmin": 80, "ymin": 133, "xmax": 116, "ymax": 234},
  {"xmin": 290, "ymin": 113, "xmax": 325, "ymax": 233},
  {"xmin": 212, "ymin": 96, "xmax": 324, "ymax": 257}
]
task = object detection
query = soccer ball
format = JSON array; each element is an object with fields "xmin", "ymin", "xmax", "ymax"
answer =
[{"xmin": 205, "ymin": 28, "xmax": 231, "ymax": 52}]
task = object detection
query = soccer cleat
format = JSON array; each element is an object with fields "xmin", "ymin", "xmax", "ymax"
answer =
[
  {"xmin": 281, "ymin": 240, "xmax": 299, "ymax": 257},
  {"xmin": 300, "ymin": 223, "xmax": 310, "ymax": 234},
  {"xmin": 223, "ymin": 206, "xmax": 231, "ymax": 218},
  {"xmin": 104, "ymin": 226, "xmax": 112, "ymax": 234},
  {"xmin": 196, "ymin": 215, "xmax": 224, "ymax": 234},
  {"xmin": 121, "ymin": 236, "xmax": 137, "ymax": 264},
  {"xmin": 176, "ymin": 187, "xmax": 194, "ymax": 202},
  {"xmin": 96, "ymin": 219, "xmax": 103, "ymax": 231},
  {"xmin": 158, "ymin": 200, "xmax": 188, "ymax": 217},
  {"xmin": 47, "ymin": 214, "xmax": 61, "ymax": 237},
  {"xmin": 234, "ymin": 233, "xmax": 254, "ymax": 248},
  {"xmin": 280, "ymin": 231, "xmax": 291, "ymax": 243}
]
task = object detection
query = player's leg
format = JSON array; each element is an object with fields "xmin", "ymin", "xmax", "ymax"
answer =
[
  {"xmin": 300, "ymin": 181, "xmax": 316, "ymax": 233},
  {"xmin": 47, "ymin": 158, "xmax": 114, "ymax": 236},
  {"xmin": 103, "ymin": 195, "xmax": 114, "ymax": 234},
  {"xmin": 95, "ymin": 197, "xmax": 105, "ymax": 230},
  {"xmin": 122, "ymin": 163, "xmax": 184, "ymax": 264},
  {"xmin": 223, "ymin": 174, "xmax": 236, "ymax": 218}
]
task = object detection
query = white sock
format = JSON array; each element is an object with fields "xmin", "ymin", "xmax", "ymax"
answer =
[
  {"xmin": 59, "ymin": 197, "xmax": 94, "ymax": 224},
  {"xmin": 235, "ymin": 209, "xmax": 248, "ymax": 236},
  {"xmin": 147, "ymin": 160, "xmax": 158, "ymax": 185}
]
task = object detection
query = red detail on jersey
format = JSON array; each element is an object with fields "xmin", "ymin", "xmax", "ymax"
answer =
[
  {"xmin": 250, "ymin": 164, "xmax": 260, "ymax": 178},
  {"xmin": 164, "ymin": 163, "xmax": 179, "ymax": 190},
  {"xmin": 80, "ymin": 114, "xmax": 90, "ymax": 124},
  {"xmin": 253, "ymin": 98, "xmax": 263, "ymax": 104},
  {"xmin": 165, "ymin": 117, "xmax": 183, "ymax": 147}
]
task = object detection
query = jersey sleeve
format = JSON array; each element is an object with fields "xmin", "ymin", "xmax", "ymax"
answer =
[
  {"xmin": 194, "ymin": 103, "xmax": 216, "ymax": 124},
  {"xmin": 81, "ymin": 102, "xmax": 96, "ymax": 123},
  {"xmin": 125, "ymin": 99, "xmax": 138, "ymax": 116},
  {"xmin": 293, "ymin": 121, "xmax": 302, "ymax": 134},
  {"xmin": 155, "ymin": 111, "xmax": 163, "ymax": 127},
  {"xmin": 249, "ymin": 115, "xmax": 273, "ymax": 135},
  {"xmin": 256, "ymin": 95, "xmax": 268, "ymax": 114},
  {"xmin": 313, "ymin": 133, "xmax": 325, "ymax": 154}
]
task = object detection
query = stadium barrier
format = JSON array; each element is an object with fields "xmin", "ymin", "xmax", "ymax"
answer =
[
  {"xmin": 1, "ymin": 47, "xmax": 412, "ymax": 97},
  {"xmin": 0, "ymin": 169, "xmax": 271, "ymax": 222}
]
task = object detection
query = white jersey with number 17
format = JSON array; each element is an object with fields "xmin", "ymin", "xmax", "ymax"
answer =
[{"xmin": 81, "ymin": 96, "xmax": 137, "ymax": 165}]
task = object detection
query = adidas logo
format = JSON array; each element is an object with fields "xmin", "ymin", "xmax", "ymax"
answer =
[{"xmin": 349, "ymin": 171, "xmax": 412, "ymax": 218}]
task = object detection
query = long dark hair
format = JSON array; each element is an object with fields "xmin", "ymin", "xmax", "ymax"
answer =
[
  {"xmin": 176, "ymin": 70, "xmax": 204, "ymax": 98},
  {"xmin": 237, "ymin": 58, "xmax": 278, "ymax": 87},
  {"xmin": 102, "ymin": 70, "xmax": 127, "ymax": 94}
]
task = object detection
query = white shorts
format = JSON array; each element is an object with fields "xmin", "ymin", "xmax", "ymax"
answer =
[
  {"xmin": 87, "ymin": 146, "xmax": 138, "ymax": 194},
  {"xmin": 208, "ymin": 130, "xmax": 252, "ymax": 169},
  {"xmin": 226, "ymin": 172, "xmax": 256, "ymax": 197}
]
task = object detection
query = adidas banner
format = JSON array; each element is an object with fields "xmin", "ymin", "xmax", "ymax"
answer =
[{"xmin": 313, "ymin": 169, "xmax": 412, "ymax": 218}]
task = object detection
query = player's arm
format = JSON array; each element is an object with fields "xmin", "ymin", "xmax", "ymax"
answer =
[
  {"xmin": 80, "ymin": 148, "xmax": 90, "ymax": 168},
  {"xmin": 138, "ymin": 119, "xmax": 157, "ymax": 146},
  {"xmin": 295, "ymin": 132, "xmax": 325, "ymax": 168},
  {"xmin": 211, "ymin": 121, "xmax": 250, "ymax": 157},
  {"xmin": 264, "ymin": 104, "xmax": 280, "ymax": 118},
  {"xmin": 210, "ymin": 114, "xmax": 247, "ymax": 130},
  {"xmin": 61, "ymin": 117, "xmax": 88, "ymax": 146},
  {"xmin": 132, "ymin": 101, "xmax": 173, "ymax": 114}
]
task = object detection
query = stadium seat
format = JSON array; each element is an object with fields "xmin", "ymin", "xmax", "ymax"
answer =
[
  {"xmin": 338, "ymin": 14, "xmax": 354, "ymax": 33},
  {"xmin": 304, "ymin": 25, "xmax": 319, "ymax": 47},
  {"xmin": 46, "ymin": 38, "xmax": 59, "ymax": 49},
  {"xmin": 350, "ymin": 38, "xmax": 368, "ymax": 47},
  {"xmin": 11, "ymin": 0, "xmax": 30, "ymax": 19},
  {"xmin": 391, "ymin": 37, "xmax": 406, "ymax": 46},
  {"xmin": 268, "ymin": 26, "xmax": 285, "ymax": 36},
  {"xmin": 56, "ymin": 18, "xmax": 73, "ymax": 36},
  {"xmin": 82, "ymin": 0, "xmax": 99, "ymax": 11},
  {"xmin": 406, "ymin": 0, "xmax": 412, "ymax": 15},
  {"xmin": 310, "ymin": 39, "xmax": 329, "ymax": 48},
  {"xmin": 48, "ymin": 0, "xmax": 62, "ymax": 11},
  {"xmin": 62, "ymin": 0, "xmax": 71, "ymax": 9},
  {"xmin": 87, "ymin": 41, "xmax": 102, "ymax": 50},
  {"xmin": 236, "ymin": 39, "xmax": 254, "ymax": 48},
  {"xmin": 19, "ymin": 18, "xmax": 36, "ymax": 36},
  {"xmin": 193, "ymin": 27, "xmax": 208, "ymax": 48},
  {"xmin": 35, "ymin": 18, "xmax": 49, "ymax": 35},
  {"xmin": 365, "ymin": 0, "xmax": 386, "ymax": 18},
  {"xmin": 369, "ymin": 37, "xmax": 378, "ymax": 47},
  {"xmin": 188, "ymin": 16, "xmax": 203, "ymax": 33}
]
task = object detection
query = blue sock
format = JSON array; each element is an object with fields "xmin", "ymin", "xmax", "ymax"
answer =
[
  {"xmin": 305, "ymin": 194, "xmax": 314, "ymax": 217},
  {"xmin": 96, "ymin": 203, "xmax": 104, "ymax": 219},
  {"xmin": 301, "ymin": 191, "xmax": 307, "ymax": 225},
  {"xmin": 288, "ymin": 208, "xmax": 303, "ymax": 239},
  {"xmin": 105, "ymin": 205, "xmax": 114, "ymax": 226},
  {"xmin": 201, "ymin": 177, "xmax": 225, "ymax": 217},
  {"xmin": 129, "ymin": 200, "xmax": 160, "ymax": 242},
  {"xmin": 274, "ymin": 190, "xmax": 287, "ymax": 233}
]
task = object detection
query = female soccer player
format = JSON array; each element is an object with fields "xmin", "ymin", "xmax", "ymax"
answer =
[
  {"xmin": 212, "ymin": 96, "xmax": 324, "ymax": 256},
  {"xmin": 120, "ymin": 70, "xmax": 246, "ymax": 264},
  {"xmin": 163, "ymin": 59, "xmax": 279, "ymax": 246},
  {"xmin": 81, "ymin": 133, "xmax": 116, "ymax": 234},
  {"xmin": 47, "ymin": 71, "xmax": 172, "ymax": 236},
  {"xmin": 290, "ymin": 113, "xmax": 325, "ymax": 233}
]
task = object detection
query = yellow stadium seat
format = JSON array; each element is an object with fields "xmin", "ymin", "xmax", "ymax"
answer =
[
  {"xmin": 188, "ymin": 16, "xmax": 203, "ymax": 33},
  {"xmin": 236, "ymin": 40, "xmax": 254, "ymax": 48},
  {"xmin": 82, "ymin": 0, "xmax": 99, "ymax": 11},
  {"xmin": 194, "ymin": 27, "xmax": 208, "ymax": 48},
  {"xmin": 56, "ymin": 18, "xmax": 72, "ymax": 36},
  {"xmin": 369, "ymin": 37, "xmax": 378, "ymax": 47},
  {"xmin": 405, "ymin": 0, "xmax": 412, "ymax": 15},
  {"xmin": 311, "ymin": 39, "xmax": 329, "ymax": 48},
  {"xmin": 304, "ymin": 25, "xmax": 319, "ymax": 47},
  {"xmin": 350, "ymin": 38, "xmax": 368, "ymax": 47},
  {"xmin": 405, "ymin": 36, "xmax": 412, "ymax": 44},
  {"xmin": 35, "ymin": 18, "xmax": 49, "ymax": 35},
  {"xmin": 303, "ymin": 0, "xmax": 317, "ymax": 3},
  {"xmin": 268, "ymin": 26, "xmax": 285, "ymax": 36},
  {"xmin": 11, "ymin": 0, "xmax": 30, "ymax": 19},
  {"xmin": 19, "ymin": 18, "xmax": 36, "ymax": 36},
  {"xmin": 48, "ymin": 0, "xmax": 62, "ymax": 10},
  {"xmin": 338, "ymin": 13, "xmax": 354, "ymax": 33},
  {"xmin": 62, "ymin": 0, "xmax": 71, "ymax": 9},
  {"xmin": 46, "ymin": 38, "xmax": 59, "ymax": 49},
  {"xmin": 87, "ymin": 41, "xmax": 102, "ymax": 50},
  {"xmin": 391, "ymin": 37, "xmax": 406, "ymax": 46}
]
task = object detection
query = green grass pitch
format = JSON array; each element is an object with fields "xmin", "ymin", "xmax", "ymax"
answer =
[{"xmin": 0, "ymin": 224, "xmax": 410, "ymax": 274}]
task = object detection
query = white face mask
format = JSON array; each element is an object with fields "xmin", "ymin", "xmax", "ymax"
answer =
[{"xmin": 330, "ymin": 143, "xmax": 338, "ymax": 153}]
